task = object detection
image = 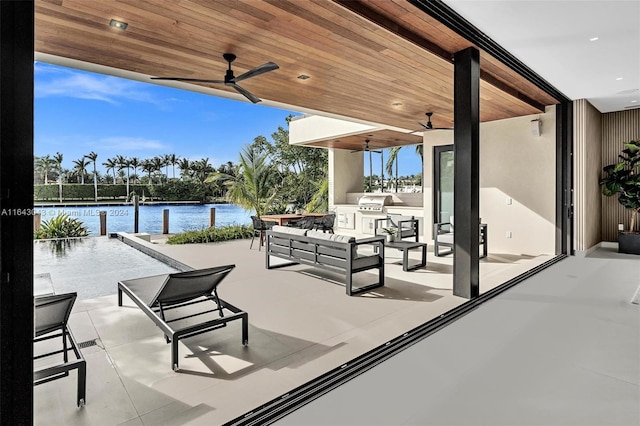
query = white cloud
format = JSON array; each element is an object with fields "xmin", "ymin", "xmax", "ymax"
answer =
[
  {"xmin": 98, "ymin": 137, "xmax": 169, "ymax": 152},
  {"xmin": 35, "ymin": 65, "xmax": 159, "ymax": 105}
]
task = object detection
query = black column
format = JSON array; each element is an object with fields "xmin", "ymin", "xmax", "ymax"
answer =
[
  {"xmin": 453, "ymin": 47, "xmax": 480, "ymax": 299},
  {"xmin": 556, "ymin": 100, "xmax": 574, "ymax": 255},
  {"xmin": 1, "ymin": 1, "xmax": 35, "ymax": 424}
]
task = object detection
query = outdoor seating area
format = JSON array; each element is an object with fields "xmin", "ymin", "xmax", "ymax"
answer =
[
  {"xmin": 33, "ymin": 235, "xmax": 554, "ymax": 425},
  {"xmin": 265, "ymin": 225, "xmax": 385, "ymax": 295}
]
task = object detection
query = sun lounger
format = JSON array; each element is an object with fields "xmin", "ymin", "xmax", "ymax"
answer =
[
  {"xmin": 117, "ymin": 265, "xmax": 248, "ymax": 371},
  {"xmin": 34, "ymin": 292, "xmax": 87, "ymax": 407}
]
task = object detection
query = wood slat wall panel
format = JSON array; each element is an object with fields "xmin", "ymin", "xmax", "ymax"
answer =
[
  {"xmin": 573, "ymin": 99, "xmax": 602, "ymax": 251},
  {"xmin": 601, "ymin": 108, "xmax": 640, "ymax": 241}
]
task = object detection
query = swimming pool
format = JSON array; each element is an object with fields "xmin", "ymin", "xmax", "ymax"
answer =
[
  {"xmin": 35, "ymin": 203, "xmax": 252, "ymax": 235},
  {"xmin": 34, "ymin": 237, "xmax": 179, "ymax": 300}
]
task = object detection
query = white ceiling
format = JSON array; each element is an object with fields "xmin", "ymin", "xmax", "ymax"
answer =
[{"xmin": 443, "ymin": 0, "xmax": 640, "ymax": 113}]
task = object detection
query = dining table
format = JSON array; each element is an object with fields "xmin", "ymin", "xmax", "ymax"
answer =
[{"xmin": 260, "ymin": 213, "xmax": 326, "ymax": 226}]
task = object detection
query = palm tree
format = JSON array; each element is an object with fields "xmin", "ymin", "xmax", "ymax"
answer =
[
  {"xmin": 129, "ymin": 157, "xmax": 140, "ymax": 184},
  {"xmin": 385, "ymin": 146, "xmax": 401, "ymax": 192},
  {"xmin": 167, "ymin": 153, "xmax": 180, "ymax": 179},
  {"xmin": 72, "ymin": 157, "xmax": 89, "ymax": 184},
  {"xmin": 152, "ymin": 156, "xmax": 165, "ymax": 184},
  {"xmin": 206, "ymin": 145, "xmax": 278, "ymax": 217},
  {"xmin": 414, "ymin": 144, "xmax": 424, "ymax": 191},
  {"xmin": 85, "ymin": 151, "xmax": 98, "ymax": 202},
  {"xmin": 34, "ymin": 155, "xmax": 55, "ymax": 184},
  {"xmin": 116, "ymin": 155, "xmax": 130, "ymax": 194},
  {"xmin": 141, "ymin": 159, "xmax": 154, "ymax": 185},
  {"xmin": 53, "ymin": 152, "xmax": 64, "ymax": 202},
  {"xmin": 178, "ymin": 158, "xmax": 191, "ymax": 180},
  {"xmin": 192, "ymin": 157, "xmax": 213, "ymax": 183},
  {"xmin": 102, "ymin": 157, "xmax": 118, "ymax": 182}
]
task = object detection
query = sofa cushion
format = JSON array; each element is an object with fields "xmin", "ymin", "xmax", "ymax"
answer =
[
  {"xmin": 271, "ymin": 225, "xmax": 308, "ymax": 236},
  {"xmin": 306, "ymin": 230, "xmax": 356, "ymax": 244}
]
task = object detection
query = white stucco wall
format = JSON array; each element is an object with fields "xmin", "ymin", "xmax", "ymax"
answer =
[
  {"xmin": 329, "ymin": 149, "xmax": 363, "ymax": 206},
  {"xmin": 424, "ymin": 107, "xmax": 556, "ymax": 255}
]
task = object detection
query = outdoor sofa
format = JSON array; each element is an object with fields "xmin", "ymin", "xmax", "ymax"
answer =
[
  {"xmin": 265, "ymin": 225, "xmax": 385, "ymax": 296},
  {"xmin": 118, "ymin": 265, "xmax": 248, "ymax": 371}
]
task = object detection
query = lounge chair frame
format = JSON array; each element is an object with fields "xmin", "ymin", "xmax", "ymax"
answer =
[
  {"xmin": 117, "ymin": 265, "xmax": 248, "ymax": 371},
  {"xmin": 34, "ymin": 292, "xmax": 87, "ymax": 408}
]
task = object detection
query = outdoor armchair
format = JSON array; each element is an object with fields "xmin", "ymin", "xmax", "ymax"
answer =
[
  {"xmin": 374, "ymin": 214, "xmax": 419, "ymax": 242},
  {"xmin": 118, "ymin": 265, "xmax": 248, "ymax": 371},
  {"xmin": 434, "ymin": 216, "xmax": 488, "ymax": 258},
  {"xmin": 34, "ymin": 292, "xmax": 87, "ymax": 408}
]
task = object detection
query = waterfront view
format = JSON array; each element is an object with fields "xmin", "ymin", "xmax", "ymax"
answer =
[{"xmin": 35, "ymin": 203, "xmax": 252, "ymax": 235}]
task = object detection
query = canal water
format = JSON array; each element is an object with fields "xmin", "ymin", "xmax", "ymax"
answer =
[{"xmin": 35, "ymin": 203, "xmax": 252, "ymax": 235}]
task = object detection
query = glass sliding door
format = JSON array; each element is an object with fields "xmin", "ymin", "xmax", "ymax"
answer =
[{"xmin": 434, "ymin": 145, "xmax": 454, "ymax": 227}]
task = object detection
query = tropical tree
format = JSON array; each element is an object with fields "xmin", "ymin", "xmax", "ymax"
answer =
[
  {"xmin": 103, "ymin": 157, "xmax": 118, "ymax": 182},
  {"xmin": 53, "ymin": 152, "xmax": 64, "ymax": 202},
  {"xmin": 141, "ymin": 159, "xmax": 154, "ymax": 185},
  {"xmin": 72, "ymin": 157, "xmax": 89, "ymax": 184},
  {"xmin": 192, "ymin": 157, "xmax": 213, "ymax": 183},
  {"xmin": 168, "ymin": 154, "xmax": 180, "ymax": 179},
  {"xmin": 129, "ymin": 157, "xmax": 140, "ymax": 184},
  {"xmin": 305, "ymin": 176, "xmax": 329, "ymax": 213},
  {"xmin": 206, "ymin": 145, "xmax": 279, "ymax": 217},
  {"xmin": 249, "ymin": 117, "xmax": 327, "ymax": 209},
  {"xmin": 178, "ymin": 158, "xmax": 192, "ymax": 180},
  {"xmin": 385, "ymin": 146, "xmax": 401, "ymax": 192},
  {"xmin": 34, "ymin": 155, "xmax": 55, "ymax": 184},
  {"xmin": 115, "ymin": 155, "xmax": 131, "ymax": 194},
  {"xmin": 85, "ymin": 151, "xmax": 98, "ymax": 201},
  {"xmin": 151, "ymin": 156, "xmax": 165, "ymax": 184}
]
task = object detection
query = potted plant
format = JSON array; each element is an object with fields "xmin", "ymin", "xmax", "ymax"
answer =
[
  {"xmin": 381, "ymin": 227, "xmax": 397, "ymax": 243},
  {"xmin": 600, "ymin": 139, "xmax": 640, "ymax": 254}
]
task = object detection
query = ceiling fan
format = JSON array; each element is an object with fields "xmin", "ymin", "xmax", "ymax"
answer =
[
  {"xmin": 351, "ymin": 139, "xmax": 382, "ymax": 153},
  {"xmin": 150, "ymin": 53, "xmax": 279, "ymax": 104},
  {"xmin": 417, "ymin": 112, "xmax": 454, "ymax": 131}
]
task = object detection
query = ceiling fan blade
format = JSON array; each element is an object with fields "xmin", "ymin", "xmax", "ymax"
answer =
[
  {"xmin": 418, "ymin": 121, "xmax": 431, "ymax": 130},
  {"xmin": 227, "ymin": 82, "xmax": 261, "ymax": 104},
  {"xmin": 233, "ymin": 62, "xmax": 279, "ymax": 83},
  {"xmin": 150, "ymin": 77, "xmax": 226, "ymax": 84}
]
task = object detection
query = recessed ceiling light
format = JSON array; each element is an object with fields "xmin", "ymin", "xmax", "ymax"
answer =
[
  {"xmin": 632, "ymin": 100, "xmax": 638, "ymax": 103},
  {"xmin": 297, "ymin": 74, "xmax": 310, "ymax": 80},
  {"xmin": 392, "ymin": 102, "xmax": 403, "ymax": 107},
  {"xmin": 589, "ymin": 37, "xmax": 599, "ymax": 42},
  {"xmin": 616, "ymin": 77, "xmax": 624, "ymax": 81},
  {"xmin": 109, "ymin": 19, "xmax": 128, "ymax": 30}
]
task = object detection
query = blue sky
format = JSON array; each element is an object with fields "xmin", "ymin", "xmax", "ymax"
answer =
[{"xmin": 34, "ymin": 62, "xmax": 422, "ymax": 177}]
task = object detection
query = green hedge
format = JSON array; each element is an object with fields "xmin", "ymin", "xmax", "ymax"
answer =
[
  {"xmin": 35, "ymin": 182, "xmax": 209, "ymax": 202},
  {"xmin": 35, "ymin": 184, "xmax": 152, "ymax": 201},
  {"xmin": 166, "ymin": 225, "xmax": 253, "ymax": 244}
]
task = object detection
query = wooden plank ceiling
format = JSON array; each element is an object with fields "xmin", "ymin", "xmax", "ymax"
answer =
[{"xmin": 35, "ymin": 0, "xmax": 560, "ymax": 148}]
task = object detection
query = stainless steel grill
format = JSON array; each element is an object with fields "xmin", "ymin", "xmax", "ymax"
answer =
[{"xmin": 357, "ymin": 194, "xmax": 393, "ymax": 212}]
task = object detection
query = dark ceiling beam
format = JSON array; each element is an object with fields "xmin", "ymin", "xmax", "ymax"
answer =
[{"xmin": 480, "ymin": 71, "xmax": 546, "ymax": 112}]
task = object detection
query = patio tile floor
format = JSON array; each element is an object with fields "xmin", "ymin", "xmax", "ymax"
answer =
[{"xmin": 34, "ymin": 236, "xmax": 551, "ymax": 425}]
